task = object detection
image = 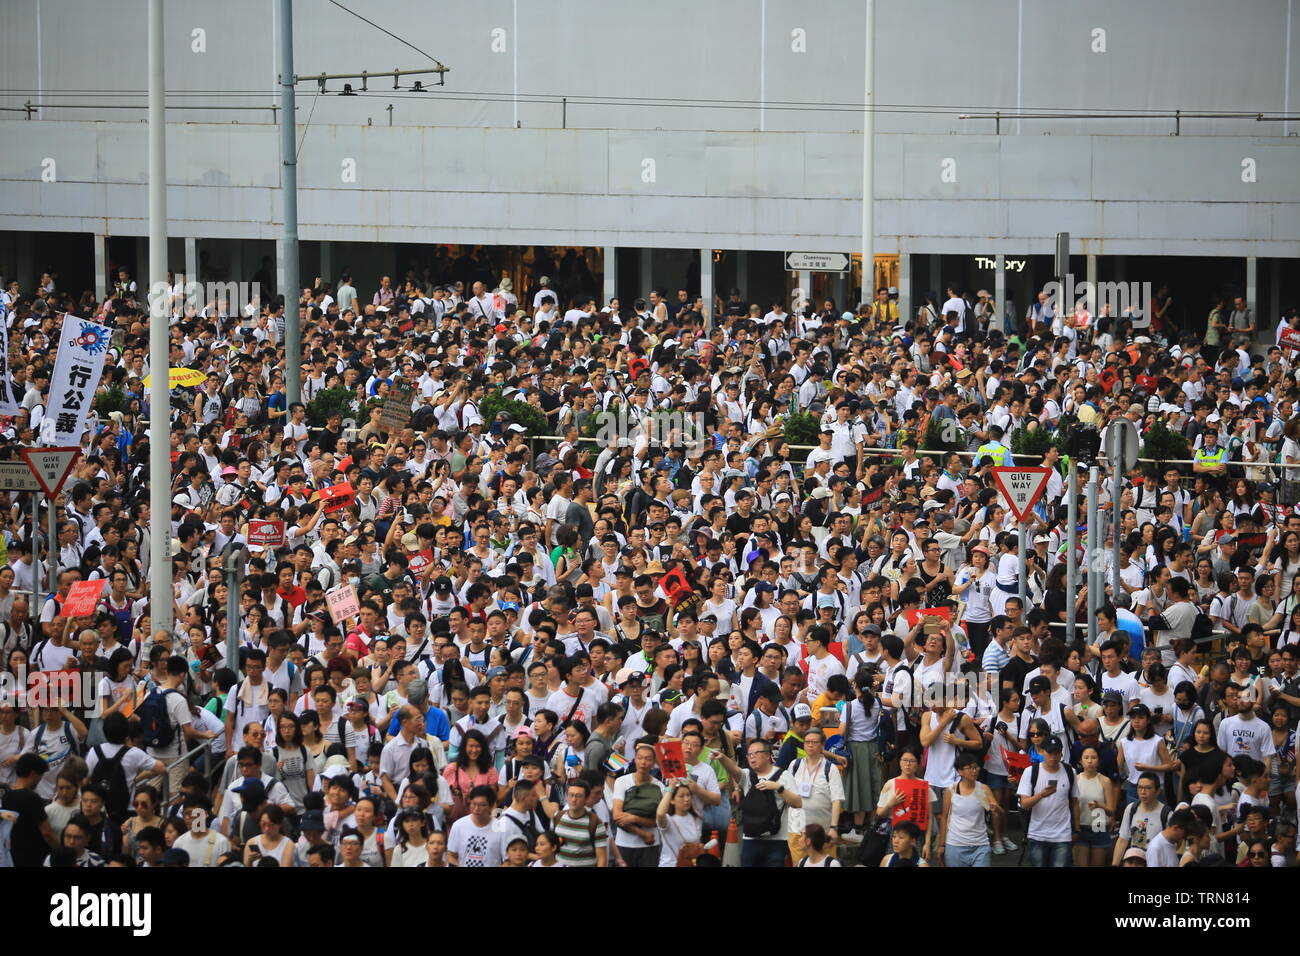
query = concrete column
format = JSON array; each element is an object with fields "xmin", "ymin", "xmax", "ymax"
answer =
[
  {"xmin": 320, "ymin": 240, "xmax": 333, "ymax": 287},
  {"xmin": 1086, "ymin": 253, "xmax": 1097, "ymax": 302},
  {"xmin": 603, "ymin": 246, "xmax": 617, "ymax": 306},
  {"xmin": 94, "ymin": 234, "xmax": 108, "ymax": 303},
  {"xmin": 184, "ymin": 237, "xmax": 197, "ymax": 295},
  {"xmin": 640, "ymin": 247, "xmax": 654, "ymax": 298},
  {"xmin": 898, "ymin": 251, "xmax": 911, "ymax": 328},
  {"xmin": 994, "ymin": 254, "xmax": 1006, "ymax": 335},
  {"xmin": 1246, "ymin": 255, "xmax": 1258, "ymax": 314},
  {"xmin": 699, "ymin": 249, "xmax": 714, "ymax": 330}
]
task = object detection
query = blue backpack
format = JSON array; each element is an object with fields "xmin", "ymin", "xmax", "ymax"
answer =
[{"xmin": 136, "ymin": 688, "xmax": 181, "ymax": 749}]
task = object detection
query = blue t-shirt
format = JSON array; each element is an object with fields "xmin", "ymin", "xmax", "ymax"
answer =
[
  {"xmin": 1115, "ymin": 609, "xmax": 1146, "ymax": 659},
  {"xmin": 386, "ymin": 704, "xmax": 450, "ymax": 742}
]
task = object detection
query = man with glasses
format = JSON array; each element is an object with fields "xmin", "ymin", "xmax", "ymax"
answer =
[
  {"xmin": 737, "ymin": 738, "xmax": 802, "ymax": 867},
  {"xmin": 217, "ymin": 745, "xmax": 294, "ymax": 835}
]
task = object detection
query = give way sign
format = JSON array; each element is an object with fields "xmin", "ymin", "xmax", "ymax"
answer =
[{"xmin": 991, "ymin": 466, "xmax": 1054, "ymax": 524}]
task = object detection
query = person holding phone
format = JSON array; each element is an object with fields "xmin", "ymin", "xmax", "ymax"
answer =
[{"xmin": 1016, "ymin": 734, "xmax": 1079, "ymax": 867}]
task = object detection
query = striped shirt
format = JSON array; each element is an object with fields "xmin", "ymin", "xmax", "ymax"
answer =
[
  {"xmin": 554, "ymin": 809, "xmax": 608, "ymax": 868},
  {"xmin": 981, "ymin": 640, "xmax": 1011, "ymax": 676}
]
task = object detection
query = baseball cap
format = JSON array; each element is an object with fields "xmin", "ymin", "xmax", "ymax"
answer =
[
  {"xmin": 1123, "ymin": 847, "xmax": 1147, "ymax": 862},
  {"xmin": 792, "ymin": 703, "xmax": 813, "ymax": 721},
  {"xmin": 616, "ymin": 668, "xmax": 646, "ymax": 687},
  {"xmin": 400, "ymin": 531, "xmax": 420, "ymax": 552},
  {"xmin": 485, "ymin": 666, "xmax": 507, "ymax": 680},
  {"xmin": 433, "ymin": 576, "xmax": 453, "ymax": 593},
  {"xmin": 513, "ymin": 725, "xmax": 535, "ymax": 740},
  {"xmin": 1027, "ymin": 676, "xmax": 1051, "ymax": 695},
  {"xmin": 1039, "ymin": 734, "xmax": 1064, "ymax": 754}
]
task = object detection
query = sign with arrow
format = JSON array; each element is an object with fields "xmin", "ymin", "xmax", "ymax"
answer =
[
  {"xmin": 991, "ymin": 466, "xmax": 1054, "ymax": 524},
  {"xmin": 784, "ymin": 251, "xmax": 851, "ymax": 273},
  {"xmin": 19, "ymin": 446, "xmax": 82, "ymax": 498}
]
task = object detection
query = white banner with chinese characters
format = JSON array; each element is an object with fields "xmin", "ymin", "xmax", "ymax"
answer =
[{"xmin": 40, "ymin": 316, "xmax": 113, "ymax": 445}]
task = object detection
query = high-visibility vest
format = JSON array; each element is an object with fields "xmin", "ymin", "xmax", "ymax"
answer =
[
  {"xmin": 977, "ymin": 442, "xmax": 1012, "ymax": 467},
  {"xmin": 1195, "ymin": 446, "xmax": 1225, "ymax": 465}
]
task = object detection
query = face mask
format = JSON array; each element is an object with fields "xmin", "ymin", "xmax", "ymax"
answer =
[{"xmin": 347, "ymin": 576, "xmax": 360, "ymax": 587}]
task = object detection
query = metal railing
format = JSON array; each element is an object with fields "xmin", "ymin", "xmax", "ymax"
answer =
[{"xmin": 159, "ymin": 735, "xmax": 220, "ymax": 807}]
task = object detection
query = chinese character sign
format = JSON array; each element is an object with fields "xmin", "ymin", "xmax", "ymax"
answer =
[{"xmin": 43, "ymin": 317, "xmax": 113, "ymax": 445}]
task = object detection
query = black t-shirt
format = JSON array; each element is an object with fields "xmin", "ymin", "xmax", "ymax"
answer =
[
  {"xmin": 1, "ymin": 787, "xmax": 48, "ymax": 868},
  {"xmin": 999, "ymin": 654, "xmax": 1037, "ymax": 702}
]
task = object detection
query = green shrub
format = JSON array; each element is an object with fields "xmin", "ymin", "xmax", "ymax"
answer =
[
  {"xmin": 94, "ymin": 384, "xmax": 129, "ymax": 416},
  {"xmin": 306, "ymin": 386, "xmax": 360, "ymax": 428},
  {"xmin": 923, "ymin": 418, "xmax": 965, "ymax": 454},
  {"xmin": 1010, "ymin": 423, "xmax": 1062, "ymax": 461},
  {"xmin": 1140, "ymin": 419, "xmax": 1190, "ymax": 466},
  {"xmin": 783, "ymin": 411, "xmax": 822, "ymax": 447},
  {"xmin": 481, "ymin": 389, "xmax": 549, "ymax": 436}
]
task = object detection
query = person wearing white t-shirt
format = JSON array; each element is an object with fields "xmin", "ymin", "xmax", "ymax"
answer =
[
  {"xmin": 84, "ymin": 713, "xmax": 166, "ymax": 799},
  {"xmin": 1142, "ymin": 811, "xmax": 1193, "ymax": 867},
  {"xmin": 611, "ymin": 745, "xmax": 668, "ymax": 867},
  {"xmin": 447, "ymin": 785, "xmax": 506, "ymax": 867},
  {"xmin": 736, "ymin": 737, "xmax": 802, "ymax": 867},
  {"xmin": 1216, "ymin": 690, "xmax": 1276, "ymax": 773},
  {"xmin": 1016, "ymin": 735, "xmax": 1078, "ymax": 866}
]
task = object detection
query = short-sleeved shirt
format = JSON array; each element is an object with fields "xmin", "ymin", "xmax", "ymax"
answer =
[{"xmin": 447, "ymin": 815, "xmax": 505, "ymax": 867}]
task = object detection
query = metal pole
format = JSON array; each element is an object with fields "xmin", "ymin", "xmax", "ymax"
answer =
[
  {"xmin": 47, "ymin": 498, "xmax": 56, "ymax": 606},
  {"xmin": 860, "ymin": 0, "xmax": 874, "ymax": 303},
  {"xmin": 33, "ymin": 494, "xmax": 41, "ymax": 608},
  {"xmin": 226, "ymin": 563, "xmax": 241, "ymax": 672},
  {"xmin": 148, "ymin": 0, "xmax": 173, "ymax": 636},
  {"xmin": 1017, "ymin": 521, "xmax": 1027, "ymax": 607},
  {"xmin": 1087, "ymin": 467, "xmax": 1099, "ymax": 642},
  {"xmin": 1066, "ymin": 464, "xmax": 1077, "ymax": 644},
  {"xmin": 1111, "ymin": 433, "xmax": 1122, "ymax": 599},
  {"xmin": 279, "ymin": 0, "xmax": 301, "ymax": 405}
]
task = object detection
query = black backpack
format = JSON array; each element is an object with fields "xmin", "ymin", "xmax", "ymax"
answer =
[
  {"xmin": 740, "ymin": 769, "xmax": 784, "ymax": 839},
  {"xmin": 1021, "ymin": 762, "xmax": 1076, "ymax": 828},
  {"xmin": 89, "ymin": 745, "xmax": 131, "ymax": 822},
  {"xmin": 136, "ymin": 688, "xmax": 181, "ymax": 749}
]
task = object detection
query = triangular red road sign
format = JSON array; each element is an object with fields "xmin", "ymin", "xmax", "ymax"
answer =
[
  {"xmin": 20, "ymin": 446, "xmax": 82, "ymax": 498},
  {"xmin": 990, "ymin": 466, "xmax": 1053, "ymax": 524}
]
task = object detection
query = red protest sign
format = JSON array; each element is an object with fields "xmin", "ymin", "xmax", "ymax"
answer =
[
  {"xmin": 891, "ymin": 777, "xmax": 930, "ymax": 830},
  {"xmin": 408, "ymin": 549, "xmax": 434, "ymax": 576},
  {"xmin": 60, "ymin": 579, "xmax": 105, "ymax": 618},
  {"xmin": 655, "ymin": 739, "xmax": 687, "ymax": 781},
  {"xmin": 902, "ymin": 606, "xmax": 952, "ymax": 630},
  {"xmin": 659, "ymin": 567, "xmax": 692, "ymax": 604},
  {"xmin": 247, "ymin": 519, "xmax": 286, "ymax": 548},
  {"xmin": 318, "ymin": 482, "xmax": 355, "ymax": 513},
  {"xmin": 1280, "ymin": 327, "xmax": 1300, "ymax": 351}
]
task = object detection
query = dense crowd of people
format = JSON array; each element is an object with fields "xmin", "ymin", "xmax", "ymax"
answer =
[{"xmin": 0, "ymin": 259, "xmax": 1297, "ymax": 869}]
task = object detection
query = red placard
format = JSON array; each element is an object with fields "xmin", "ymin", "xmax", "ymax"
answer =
[
  {"xmin": 60, "ymin": 579, "xmax": 105, "ymax": 618},
  {"xmin": 318, "ymin": 482, "xmax": 355, "ymax": 513},
  {"xmin": 408, "ymin": 549, "xmax": 434, "ymax": 576},
  {"xmin": 1280, "ymin": 326, "xmax": 1300, "ymax": 350},
  {"xmin": 655, "ymin": 739, "xmax": 687, "ymax": 781},
  {"xmin": 901, "ymin": 606, "xmax": 952, "ymax": 630},
  {"xmin": 247, "ymin": 519, "xmax": 286, "ymax": 548},
  {"xmin": 659, "ymin": 567, "xmax": 692, "ymax": 604},
  {"xmin": 891, "ymin": 777, "xmax": 931, "ymax": 830}
]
